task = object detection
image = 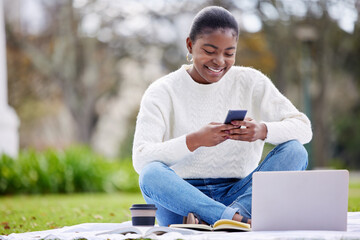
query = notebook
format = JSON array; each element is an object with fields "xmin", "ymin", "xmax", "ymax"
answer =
[{"xmin": 251, "ymin": 170, "xmax": 349, "ymax": 231}]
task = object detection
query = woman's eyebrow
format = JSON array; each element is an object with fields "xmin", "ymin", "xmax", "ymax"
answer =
[
  {"xmin": 202, "ymin": 44, "xmax": 236, "ymax": 50},
  {"xmin": 203, "ymin": 43, "xmax": 218, "ymax": 49}
]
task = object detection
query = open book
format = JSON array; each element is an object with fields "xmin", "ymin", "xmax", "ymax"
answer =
[
  {"xmin": 96, "ymin": 225, "xmax": 200, "ymax": 237},
  {"xmin": 170, "ymin": 219, "xmax": 251, "ymax": 232}
]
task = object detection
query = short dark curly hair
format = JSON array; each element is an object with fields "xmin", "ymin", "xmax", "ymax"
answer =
[{"xmin": 189, "ymin": 6, "xmax": 239, "ymax": 42}]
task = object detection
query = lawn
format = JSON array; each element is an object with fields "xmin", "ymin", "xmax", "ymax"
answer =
[
  {"xmin": 0, "ymin": 192, "xmax": 145, "ymax": 235},
  {"xmin": 1, "ymin": 183, "xmax": 360, "ymax": 236},
  {"xmin": 349, "ymin": 182, "xmax": 360, "ymax": 211}
]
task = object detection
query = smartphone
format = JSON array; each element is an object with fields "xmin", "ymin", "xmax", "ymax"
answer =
[{"xmin": 224, "ymin": 110, "xmax": 247, "ymax": 124}]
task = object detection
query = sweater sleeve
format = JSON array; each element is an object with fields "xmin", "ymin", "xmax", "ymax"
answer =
[
  {"xmin": 252, "ymin": 71, "xmax": 313, "ymax": 145},
  {"xmin": 132, "ymin": 82, "xmax": 192, "ymax": 174}
]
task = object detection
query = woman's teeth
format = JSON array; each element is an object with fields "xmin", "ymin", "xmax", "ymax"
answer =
[{"xmin": 207, "ymin": 66, "xmax": 223, "ymax": 73}]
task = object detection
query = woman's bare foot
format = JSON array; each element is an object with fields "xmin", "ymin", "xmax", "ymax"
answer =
[
  {"xmin": 183, "ymin": 212, "xmax": 209, "ymax": 225},
  {"xmin": 184, "ymin": 212, "xmax": 199, "ymax": 224},
  {"xmin": 232, "ymin": 213, "xmax": 252, "ymax": 225}
]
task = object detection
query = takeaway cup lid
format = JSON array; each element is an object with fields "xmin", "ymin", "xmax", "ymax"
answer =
[{"xmin": 130, "ymin": 204, "xmax": 157, "ymax": 210}]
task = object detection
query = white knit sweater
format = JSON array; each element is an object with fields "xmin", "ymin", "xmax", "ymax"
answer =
[{"xmin": 132, "ymin": 65, "xmax": 312, "ymax": 178}]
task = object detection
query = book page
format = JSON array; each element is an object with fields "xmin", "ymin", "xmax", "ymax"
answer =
[
  {"xmin": 213, "ymin": 219, "xmax": 251, "ymax": 231},
  {"xmin": 213, "ymin": 224, "xmax": 251, "ymax": 232},
  {"xmin": 169, "ymin": 224, "xmax": 213, "ymax": 231},
  {"xmin": 96, "ymin": 226, "xmax": 146, "ymax": 235},
  {"xmin": 97, "ymin": 225, "xmax": 201, "ymax": 236}
]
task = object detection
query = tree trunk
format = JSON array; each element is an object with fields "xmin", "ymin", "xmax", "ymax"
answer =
[{"xmin": 312, "ymin": 3, "xmax": 331, "ymax": 167}]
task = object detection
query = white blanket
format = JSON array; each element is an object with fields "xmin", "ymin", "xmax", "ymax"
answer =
[{"xmin": 1, "ymin": 212, "xmax": 360, "ymax": 240}]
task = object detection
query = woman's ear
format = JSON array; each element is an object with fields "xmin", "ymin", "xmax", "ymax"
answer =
[{"xmin": 186, "ymin": 37, "xmax": 193, "ymax": 54}]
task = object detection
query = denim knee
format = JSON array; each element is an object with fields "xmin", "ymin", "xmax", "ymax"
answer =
[
  {"xmin": 139, "ymin": 161, "xmax": 166, "ymax": 194},
  {"xmin": 282, "ymin": 140, "xmax": 308, "ymax": 170}
]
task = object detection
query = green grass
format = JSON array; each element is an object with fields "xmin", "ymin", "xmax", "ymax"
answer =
[
  {"xmin": 1, "ymin": 182, "xmax": 360, "ymax": 236},
  {"xmin": 349, "ymin": 182, "xmax": 360, "ymax": 211},
  {"xmin": 0, "ymin": 192, "xmax": 145, "ymax": 235}
]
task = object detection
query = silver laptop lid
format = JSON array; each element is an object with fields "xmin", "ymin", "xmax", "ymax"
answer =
[{"xmin": 252, "ymin": 170, "xmax": 349, "ymax": 231}]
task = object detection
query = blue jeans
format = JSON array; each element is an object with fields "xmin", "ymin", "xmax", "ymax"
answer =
[{"xmin": 139, "ymin": 140, "xmax": 308, "ymax": 226}]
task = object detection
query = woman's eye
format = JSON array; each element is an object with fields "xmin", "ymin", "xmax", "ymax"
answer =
[
  {"xmin": 225, "ymin": 53, "xmax": 235, "ymax": 57},
  {"xmin": 203, "ymin": 49, "xmax": 215, "ymax": 54}
]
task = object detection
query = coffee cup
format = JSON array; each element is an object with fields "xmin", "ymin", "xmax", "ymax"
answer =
[{"xmin": 130, "ymin": 204, "xmax": 157, "ymax": 226}]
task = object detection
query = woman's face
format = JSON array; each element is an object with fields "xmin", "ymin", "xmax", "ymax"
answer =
[{"xmin": 186, "ymin": 28, "xmax": 237, "ymax": 84}]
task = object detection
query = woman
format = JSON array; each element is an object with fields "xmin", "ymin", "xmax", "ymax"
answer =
[{"xmin": 132, "ymin": 6, "xmax": 312, "ymax": 227}]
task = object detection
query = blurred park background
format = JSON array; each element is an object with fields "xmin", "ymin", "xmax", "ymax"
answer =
[
  {"xmin": 1, "ymin": 0, "xmax": 360, "ymax": 234},
  {"xmin": 2, "ymin": 0, "xmax": 360, "ymax": 194}
]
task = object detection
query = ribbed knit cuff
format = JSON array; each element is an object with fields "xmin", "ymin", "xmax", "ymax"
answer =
[
  {"xmin": 177, "ymin": 134, "xmax": 192, "ymax": 155},
  {"xmin": 262, "ymin": 121, "xmax": 282, "ymax": 145},
  {"xmin": 166, "ymin": 134, "xmax": 192, "ymax": 165}
]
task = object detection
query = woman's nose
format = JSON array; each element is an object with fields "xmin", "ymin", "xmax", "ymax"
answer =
[{"xmin": 212, "ymin": 54, "xmax": 225, "ymax": 66}]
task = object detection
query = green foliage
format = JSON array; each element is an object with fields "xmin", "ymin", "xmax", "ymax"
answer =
[
  {"xmin": 236, "ymin": 32, "xmax": 276, "ymax": 75},
  {"xmin": 0, "ymin": 146, "xmax": 140, "ymax": 195},
  {"xmin": 261, "ymin": 143, "xmax": 275, "ymax": 161},
  {"xmin": 111, "ymin": 159, "xmax": 140, "ymax": 193},
  {"xmin": 334, "ymin": 103, "xmax": 360, "ymax": 169}
]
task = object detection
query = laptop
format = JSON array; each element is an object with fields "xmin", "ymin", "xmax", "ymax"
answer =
[{"xmin": 251, "ymin": 170, "xmax": 349, "ymax": 231}]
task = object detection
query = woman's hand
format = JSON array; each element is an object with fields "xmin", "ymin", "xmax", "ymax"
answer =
[
  {"xmin": 186, "ymin": 122, "xmax": 236, "ymax": 152},
  {"xmin": 227, "ymin": 117, "xmax": 267, "ymax": 142}
]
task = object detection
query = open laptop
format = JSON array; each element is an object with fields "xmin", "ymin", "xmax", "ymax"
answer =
[{"xmin": 251, "ymin": 170, "xmax": 349, "ymax": 231}]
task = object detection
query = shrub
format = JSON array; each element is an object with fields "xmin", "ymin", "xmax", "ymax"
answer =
[{"xmin": 0, "ymin": 146, "xmax": 140, "ymax": 194}]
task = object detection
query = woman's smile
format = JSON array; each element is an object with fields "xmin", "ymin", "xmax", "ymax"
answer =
[{"xmin": 205, "ymin": 66, "xmax": 225, "ymax": 73}]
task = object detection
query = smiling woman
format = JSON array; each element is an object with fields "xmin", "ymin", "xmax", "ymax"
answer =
[
  {"xmin": 186, "ymin": 6, "xmax": 238, "ymax": 84},
  {"xmin": 186, "ymin": 28, "xmax": 237, "ymax": 84},
  {"xmin": 132, "ymin": 6, "xmax": 312, "ymax": 228}
]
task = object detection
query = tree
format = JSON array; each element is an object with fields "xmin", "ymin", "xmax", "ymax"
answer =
[
  {"xmin": 5, "ymin": 0, "xmax": 206, "ymax": 155},
  {"xmin": 254, "ymin": 0, "xmax": 360, "ymax": 168},
  {"xmin": 5, "ymin": 0, "xmax": 360, "ymax": 166},
  {"xmin": 6, "ymin": 0, "xmax": 118, "ymax": 143}
]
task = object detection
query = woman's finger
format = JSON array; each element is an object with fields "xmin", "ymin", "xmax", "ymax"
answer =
[{"xmin": 229, "ymin": 128, "xmax": 249, "ymax": 135}]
